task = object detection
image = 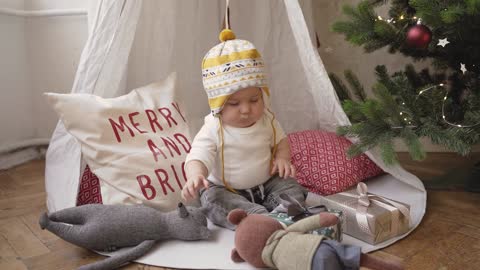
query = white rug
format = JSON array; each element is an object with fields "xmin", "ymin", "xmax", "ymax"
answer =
[{"xmin": 100, "ymin": 174, "xmax": 425, "ymax": 269}]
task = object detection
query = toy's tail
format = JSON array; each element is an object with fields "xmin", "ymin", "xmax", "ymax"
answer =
[
  {"xmin": 39, "ymin": 212, "xmax": 49, "ymax": 230},
  {"xmin": 77, "ymin": 240, "xmax": 156, "ymax": 270}
]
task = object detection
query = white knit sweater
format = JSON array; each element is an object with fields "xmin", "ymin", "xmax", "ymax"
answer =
[{"xmin": 185, "ymin": 113, "xmax": 285, "ymax": 190}]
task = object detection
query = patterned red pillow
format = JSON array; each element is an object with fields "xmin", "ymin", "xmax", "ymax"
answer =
[
  {"xmin": 77, "ymin": 165, "xmax": 103, "ymax": 206},
  {"xmin": 288, "ymin": 130, "xmax": 384, "ymax": 195}
]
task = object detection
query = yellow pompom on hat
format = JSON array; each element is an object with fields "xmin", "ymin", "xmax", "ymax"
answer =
[{"xmin": 202, "ymin": 29, "xmax": 269, "ymax": 115}]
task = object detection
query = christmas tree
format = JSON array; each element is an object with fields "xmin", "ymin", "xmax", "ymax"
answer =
[{"xmin": 330, "ymin": 0, "xmax": 480, "ymax": 166}]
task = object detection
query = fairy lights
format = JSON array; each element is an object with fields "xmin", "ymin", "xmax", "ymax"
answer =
[
  {"xmin": 417, "ymin": 83, "xmax": 479, "ymax": 128},
  {"xmin": 370, "ymin": 9, "xmax": 478, "ymax": 129},
  {"xmin": 375, "ymin": 14, "xmax": 416, "ymax": 24}
]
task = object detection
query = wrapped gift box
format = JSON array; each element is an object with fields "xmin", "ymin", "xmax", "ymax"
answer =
[
  {"xmin": 268, "ymin": 211, "xmax": 343, "ymax": 241},
  {"xmin": 268, "ymin": 194, "xmax": 344, "ymax": 241},
  {"xmin": 315, "ymin": 182, "xmax": 411, "ymax": 245}
]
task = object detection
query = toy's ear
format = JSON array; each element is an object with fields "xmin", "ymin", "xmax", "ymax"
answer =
[
  {"xmin": 177, "ymin": 202, "xmax": 189, "ymax": 218},
  {"xmin": 227, "ymin": 209, "xmax": 248, "ymax": 225},
  {"xmin": 231, "ymin": 248, "xmax": 245, "ymax": 263}
]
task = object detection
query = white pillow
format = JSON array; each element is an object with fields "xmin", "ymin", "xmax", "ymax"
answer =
[{"xmin": 45, "ymin": 73, "xmax": 191, "ymax": 211}]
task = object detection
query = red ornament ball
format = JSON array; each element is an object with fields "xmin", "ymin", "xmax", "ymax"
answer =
[{"xmin": 406, "ymin": 24, "xmax": 432, "ymax": 49}]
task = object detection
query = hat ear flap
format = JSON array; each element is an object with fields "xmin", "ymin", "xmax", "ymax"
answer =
[{"xmin": 227, "ymin": 209, "xmax": 248, "ymax": 225}]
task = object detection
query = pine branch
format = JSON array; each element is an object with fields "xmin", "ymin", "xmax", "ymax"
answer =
[
  {"xmin": 388, "ymin": 0, "xmax": 413, "ymax": 19},
  {"xmin": 373, "ymin": 83, "xmax": 403, "ymax": 125},
  {"xmin": 375, "ymin": 65, "xmax": 399, "ymax": 95},
  {"xmin": 378, "ymin": 134, "xmax": 398, "ymax": 165},
  {"xmin": 374, "ymin": 20, "xmax": 397, "ymax": 43},
  {"xmin": 344, "ymin": 70, "xmax": 367, "ymax": 101},
  {"xmin": 332, "ymin": 0, "xmax": 480, "ymax": 166},
  {"xmin": 409, "ymin": 0, "xmax": 444, "ymax": 26},
  {"xmin": 399, "ymin": 128, "xmax": 426, "ymax": 161},
  {"xmin": 329, "ymin": 73, "xmax": 351, "ymax": 101},
  {"xmin": 332, "ymin": 2, "xmax": 378, "ymax": 47},
  {"xmin": 404, "ymin": 64, "xmax": 424, "ymax": 88},
  {"xmin": 417, "ymin": 123, "xmax": 472, "ymax": 155},
  {"xmin": 466, "ymin": 0, "xmax": 480, "ymax": 14},
  {"xmin": 361, "ymin": 100, "xmax": 385, "ymax": 123},
  {"xmin": 440, "ymin": 5, "xmax": 466, "ymax": 24},
  {"xmin": 342, "ymin": 100, "xmax": 368, "ymax": 123}
]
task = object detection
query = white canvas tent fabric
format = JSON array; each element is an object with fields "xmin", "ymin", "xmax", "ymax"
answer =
[{"xmin": 45, "ymin": 0, "xmax": 426, "ymax": 269}]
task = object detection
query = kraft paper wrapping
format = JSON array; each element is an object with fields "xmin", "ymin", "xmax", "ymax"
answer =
[{"xmin": 316, "ymin": 183, "xmax": 411, "ymax": 245}]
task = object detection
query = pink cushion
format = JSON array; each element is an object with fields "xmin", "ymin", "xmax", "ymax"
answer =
[{"xmin": 288, "ymin": 130, "xmax": 384, "ymax": 195}]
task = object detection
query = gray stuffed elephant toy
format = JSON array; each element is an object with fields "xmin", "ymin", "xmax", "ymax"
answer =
[{"xmin": 39, "ymin": 203, "xmax": 211, "ymax": 270}]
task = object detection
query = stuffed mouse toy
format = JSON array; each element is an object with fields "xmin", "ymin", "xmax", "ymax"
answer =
[
  {"xmin": 39, "ymin": 203, "xmax": 211, "ymax": 270},
  {"xmin": 228, "ymin": 209, "xmax": 403, "ymax": 270}
]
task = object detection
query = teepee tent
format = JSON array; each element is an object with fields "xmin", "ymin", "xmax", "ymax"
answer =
[{"xmin": 45, "ymin": 0, "xmax": 426, "ymax": 268}]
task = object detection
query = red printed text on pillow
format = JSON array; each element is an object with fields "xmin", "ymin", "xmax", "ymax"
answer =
[
  {"xmin": 136, "ymin": 162, "xmax": 187, "ymax": 199},
  {"xmin": 108, "ymin": 102, "xmax": 186, "ymax": 143},
  {"xmin": 107, "ymin": 101, "xmax": 190, "ymax": 200},
  {"xmin": 147, "ymin": 133, "xmax": 191, "ymax": 161}
]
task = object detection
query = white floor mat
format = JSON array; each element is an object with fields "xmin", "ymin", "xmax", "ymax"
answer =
[{"xmin": 99, "ymin": 174, "xmax": 425, "ymax": 269}]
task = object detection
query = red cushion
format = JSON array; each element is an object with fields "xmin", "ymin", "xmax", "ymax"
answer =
[
  {"xmin": 288, "ymin": 130, "xmax": 384, "ymax": 195},
  {"xmin": 77, "ymin": 165, "xmax": 103, "ymax": 206}
]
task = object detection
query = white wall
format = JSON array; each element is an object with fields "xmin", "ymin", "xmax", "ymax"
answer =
[
  {"xmin": 0, "ymin": 0, "xmax": 33, "ymax": 146},
  {"xmin": 1, "ymin": 0, "xmax": 470, "ymax": 157},
  {"xmin": 25, "ymin": 0, "xmax": 88, "ymax": 139},
  {"xmin": 0, "ymin": 0, "xmax": 88, "ymax": 150}
]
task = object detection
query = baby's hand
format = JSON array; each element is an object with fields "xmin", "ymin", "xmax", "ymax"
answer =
[
  {"xmin": 182, "ymin": 175, "xmax": 209, "ymax": 201},
  {"xmin": 271, "ymin": 158, "xmax": 296, "ymax": 179}
]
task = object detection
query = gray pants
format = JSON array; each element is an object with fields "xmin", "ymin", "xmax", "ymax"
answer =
[
  {"xmin": 311, "ymin": 240, "xmax": 361, "ymax": 270},
  {"xmin": 199, "ymin": 175, "xmax": 307, "ymax": 230}
]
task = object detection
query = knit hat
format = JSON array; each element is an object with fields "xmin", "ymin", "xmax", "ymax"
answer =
[{"xmin": 202, "ymin": 29, "xmax": 269, "ymax": 115}]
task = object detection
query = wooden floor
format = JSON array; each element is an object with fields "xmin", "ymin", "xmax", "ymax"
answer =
[{"xmin": 1, "ymin": 153, "xmax": 480, "ymax": 270}]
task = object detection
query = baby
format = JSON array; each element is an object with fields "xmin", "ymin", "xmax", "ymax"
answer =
[{"xmin": 182, "ymin": 29, "xmax": 307, "ymax": 230}]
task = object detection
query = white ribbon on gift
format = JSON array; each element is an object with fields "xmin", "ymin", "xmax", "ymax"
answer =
[{"xmin": 341, "ymin": 182, "xmax": 411, "ymax": 236}]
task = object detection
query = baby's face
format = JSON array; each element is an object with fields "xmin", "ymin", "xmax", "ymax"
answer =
[{"xmin": 220, "ymin": 87, "xmax": 264, "ymax": 128}]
